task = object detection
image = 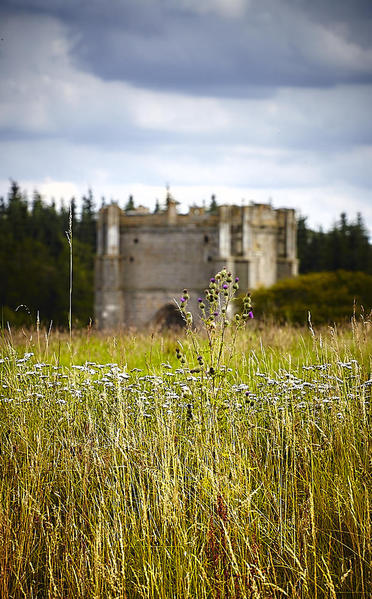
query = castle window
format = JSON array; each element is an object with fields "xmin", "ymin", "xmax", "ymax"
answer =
[
  {"xmin": 129, "ymin": 256, "xmax": 134, "ymax": 262},
  {"xmin": 134, "ymin": 238, "xmax": 139, "ymax": 243},
  {"xmin": 204, "ymin": 235, "xmax": 209, "ymax": 243},
  {"xmin": 207, "ymin": 255, "xmax": 212, "ymax": 262}
]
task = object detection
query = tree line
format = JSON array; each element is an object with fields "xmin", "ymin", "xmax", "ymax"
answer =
[
  {"xmin": 0, "ymin": 182, "xmax": 96, "ymax": 327},
  {"xmin": 0, "ymin": 182, "xmax": 371, "ymax": 327},
  {"xmin": 297, "ymin": 213, "xmax": 371, "ymax": 274}
]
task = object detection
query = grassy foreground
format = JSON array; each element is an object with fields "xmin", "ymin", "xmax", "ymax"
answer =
[{"xmin": 0, "ymin": 319, "xmax": 371, "ymax": 598}]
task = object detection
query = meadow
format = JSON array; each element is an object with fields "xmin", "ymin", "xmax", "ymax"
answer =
[{"xmin": 0, "ymin": 277, "xmax": 371, "ymax": 598}]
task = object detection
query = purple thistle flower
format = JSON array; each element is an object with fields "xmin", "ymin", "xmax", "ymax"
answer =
[
  {"xmin": 198, "ymin": 297, "xmax": 203, "ymax": 303},
  {"xmin": 210, "ymin": 277, "xmax": 216, "ymax": 283},
  {"xmin": 214, "ymin": 311, "xmax": 219, "ymax": 317},
  {"xmin": 248, "ymin": 310, "xmax": 254, "ymax": 319},
  {"xmin": 180, "ymin": 297, "xmax": 186, "ymax": 303},
  {"xmin": 235, "ymin": 277, "xmax": 239, "ymax": 282},
  {"xmin": 223, "ymin": 284, "xmax": 228, "ymax": 289}
]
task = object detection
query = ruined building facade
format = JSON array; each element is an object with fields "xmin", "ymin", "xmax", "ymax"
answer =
[{"xmin": 95, "ymin": 194, "xmax": 298, "ymax": 329}]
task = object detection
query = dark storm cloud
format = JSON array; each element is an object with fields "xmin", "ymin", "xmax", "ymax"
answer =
[
  {"xmin": 297, "ymin": 0, "xmax": 372, "ymax": 45},
  {"xmin": 2, "ymin": 0, "xmax": 372, "ymax": 97}
]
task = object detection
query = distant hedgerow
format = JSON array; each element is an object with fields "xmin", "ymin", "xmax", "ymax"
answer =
[{"xmin": 251, "ymin": 270, "xmax": 372, "ymax": 324}]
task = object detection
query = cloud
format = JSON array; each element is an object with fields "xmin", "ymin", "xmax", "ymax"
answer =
[
  {"xmin": 1, "ymin": 12, "xmax": 372, "ymax": 153},
  {"xmin": 173, "ymin": 0, "xmax": 250, "ymax": 18},
  {"xmin": 0, "ymin": 0, "xmax": 371, "ymax": 235},
  {"xmin": 2, "ymin": 0, "xmax": 372, "ymax": 97}
]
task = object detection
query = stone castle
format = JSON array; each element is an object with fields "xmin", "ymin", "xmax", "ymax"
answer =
[{"xmin": 94, "ymin": 192, "xmax": 298, "ymax": 329}]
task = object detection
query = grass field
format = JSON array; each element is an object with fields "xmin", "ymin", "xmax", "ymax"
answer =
[{"xmin": 0, "ymin": 304, "xmax": 371, "ymax": 597}]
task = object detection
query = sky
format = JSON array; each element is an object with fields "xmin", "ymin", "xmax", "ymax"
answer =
[{"xmin": 1, "ymin": 0, "xmax": 372, "ymax": 232}]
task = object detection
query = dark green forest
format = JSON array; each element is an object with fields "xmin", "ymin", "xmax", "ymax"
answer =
[
  {"xmin": 0, "ymin": 182, "xmax": 371, "ymax": 327},
  {"xmin": 297, "ymin": 213, "xmax": 372, "ymax": 274},
  {"xmin": 0, "ymin": 182, "xmax": 96, "ymax": 328}
]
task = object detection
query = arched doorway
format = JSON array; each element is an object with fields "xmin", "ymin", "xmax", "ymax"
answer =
[{"xmin": 153, "ymin": 303, "xmax": 185, "ymax": 330}]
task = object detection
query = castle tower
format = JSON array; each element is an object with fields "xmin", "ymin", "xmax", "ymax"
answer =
[
  {"xmin": 276, "ymin": 208, "xmax": 298, "ymax": 279},
  {"xmin": 94, "ymin": 195, "xmax": 298, "ymax": 329},
  {"xmin": 94, "ymin": 203, "xmax": 124, "ymax": 329},
  {"xmin": 165, "ymin": 188, "xmax": 178, "ymax": 225}
]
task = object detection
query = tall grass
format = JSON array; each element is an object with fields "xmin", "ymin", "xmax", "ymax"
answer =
[
  {"xmin": 65, "ymin": 200, "xmax": 73, "ymax": 346},
  {"xmin": 0, "ymin": 315, "xmax": 371, "ymax": 598}
]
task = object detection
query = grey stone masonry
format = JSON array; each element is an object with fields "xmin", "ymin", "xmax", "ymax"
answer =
[{"xmin": 94, "ymin": 192, "xmax": 298, "ymax": 329}]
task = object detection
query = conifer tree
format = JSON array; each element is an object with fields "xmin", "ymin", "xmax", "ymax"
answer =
[
  {"xmin": 125, "ymin": 195, "xmax": 135, "ymax": 212},
  {"xmin": 208, "ymin": 194, "xmax": 218, "ymax": 213},
  {"xmin": 79, "ymin": 189, "xmax": 96, "ymax": 248},
  {"xmin": 154, "ymin": 199, "xmax": 160, "ymax": 213}
]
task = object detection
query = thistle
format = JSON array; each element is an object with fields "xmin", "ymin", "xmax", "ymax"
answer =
[{"xmin": 175, "ymin": 269, "xmax": 254, "ymax": 394}]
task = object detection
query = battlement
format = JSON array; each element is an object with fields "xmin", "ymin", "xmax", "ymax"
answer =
[{"xmin": 95, "ymin": 194, "xmax": 298, "ymax": 329}]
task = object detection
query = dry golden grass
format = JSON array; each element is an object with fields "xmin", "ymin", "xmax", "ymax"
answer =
[{"xmin": 0, "ymin": 314, "xmax": 371, "ymax": 598}]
